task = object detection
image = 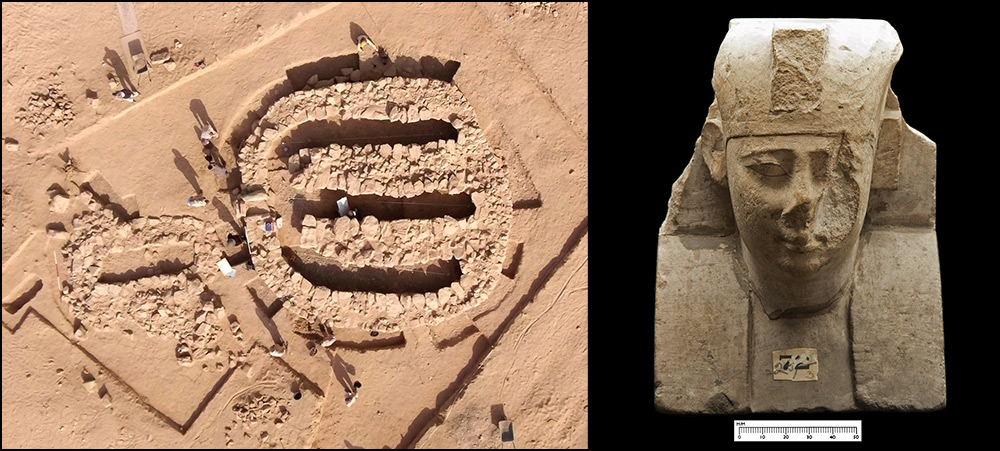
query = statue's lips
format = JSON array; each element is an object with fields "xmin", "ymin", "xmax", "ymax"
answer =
[{"xmin": 779, "ymin": 234, "xmax": 822, "ymax": 253}]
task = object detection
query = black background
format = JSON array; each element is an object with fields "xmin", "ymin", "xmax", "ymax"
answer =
[{"xmin": 589, "ymin": 8, "xmax": 989, "ymax": 447}]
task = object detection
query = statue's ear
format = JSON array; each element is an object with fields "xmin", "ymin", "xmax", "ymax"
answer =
[{"xmin": 698, "ymin": 119, "xmax": 727, "ymax": 185}]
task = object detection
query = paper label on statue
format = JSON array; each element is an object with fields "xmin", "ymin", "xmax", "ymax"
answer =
[{"xmin": 772, "ymin": 348, "xmax": 818, "ymax": 381}]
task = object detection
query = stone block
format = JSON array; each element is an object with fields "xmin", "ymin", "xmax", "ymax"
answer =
[
  {"xmin": 654, "ymin": 234, "xmax": 749, "ymax": 413},
  {"xmin": 851, "ymin": 229, "xmax": 945, "ymax": 410},
  {"xmin": 300, "ymin": 227, "xmax": 317, "ymax": 249}
]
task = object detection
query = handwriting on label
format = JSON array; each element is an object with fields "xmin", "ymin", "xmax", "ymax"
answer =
[{"xmin": 772, "ymin": 348, "xmax": 818, "ymax": 381}]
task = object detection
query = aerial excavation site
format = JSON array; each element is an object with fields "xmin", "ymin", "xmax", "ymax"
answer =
[{"xmin": 2, "ymin": 2, "xmax": 588, "ymax": 448}]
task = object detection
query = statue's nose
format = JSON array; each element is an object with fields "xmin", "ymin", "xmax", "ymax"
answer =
[
  {"xmin": 781, "ymin": 173, "xmax": 821, "ymax": 231},
  {"xmin": 782, "ymin": 201, "xmax": 813, "ymax": 231}
]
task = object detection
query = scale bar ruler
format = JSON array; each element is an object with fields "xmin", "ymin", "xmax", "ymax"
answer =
[{"xmin": 734, "ymin": 420, "xmax": 861, "ymax": 442}]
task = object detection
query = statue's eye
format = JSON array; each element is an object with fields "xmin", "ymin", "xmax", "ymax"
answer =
[{"xmin": 749, "ymin": 162, "xmax": 788, "ymax": 177}]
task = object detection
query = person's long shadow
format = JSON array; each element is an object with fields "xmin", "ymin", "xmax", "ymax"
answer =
[
  {"xmin": 390, "ymin": 55, "xmax": 461, "ymax": 81},
  {"xmin": 254, "ymin": 300, "xmax": 284, "ymax": 347},
  {"xmin": 191, "ymin": 99, "xmax": 217, "ymax": 142},
  {"xmin": 104, "ymin": 47, "xmax": 136, "ymax": 93},
  {"xmin": 349, "ymin": 22, "xmax": 370, "ymax": 47},
  {"xmin": 172, "ymin": 149, "xmax": 202, "ymax": 196},
  {"xmin": 211, "ymin": 196, "xmax": 239, "ymax": 232},
  {"xmin": 326, "ymin": 349, "xmax": 355, "ymax": 393}
]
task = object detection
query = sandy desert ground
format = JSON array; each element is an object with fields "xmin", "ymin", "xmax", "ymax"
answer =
[{"xmin": 2, "ymin": 2, "xmax": 588, "ymax": 448}]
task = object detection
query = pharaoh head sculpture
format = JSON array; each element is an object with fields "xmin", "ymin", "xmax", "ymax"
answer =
[
  {"xmin": 696, "ymin": 20, "xmax": 902, "ymax": 318},
  {"xmin": 657, "ymin": 18, "xmax": 943, "ymax": 413}
]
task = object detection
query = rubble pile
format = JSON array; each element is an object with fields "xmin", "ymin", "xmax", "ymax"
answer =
[{"xmin": 236, "ymin": 77, "xmax": 512, "ymax": 332}]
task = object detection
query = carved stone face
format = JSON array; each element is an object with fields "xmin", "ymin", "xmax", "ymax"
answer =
[{"xmin": 726, "ymin": 134, "xmax": 874, "ymax": 280}]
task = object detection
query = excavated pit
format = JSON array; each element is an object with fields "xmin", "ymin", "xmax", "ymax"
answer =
[
  {"xmin": 282, "ymin": 246, "xmax": 462, "ymax": 294},
  {"xmin": 291, "ymin": 189, "xmax": 474, "ymax": 229},
  {"xmin": 238, "ymin": 77, "xmax": 512, "ymax": 332},
  {"xmin": 278, "ymin": 118, "xmax": 457, "ymax": 156}
]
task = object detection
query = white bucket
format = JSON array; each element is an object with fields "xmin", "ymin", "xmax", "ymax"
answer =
[
  {"xmin": 337, "ymin": 196, "xmax": 351, "ymax": 217},
  {"xmin": 217, "ymin": 258, "xmax": 236, "ymax": 278}
]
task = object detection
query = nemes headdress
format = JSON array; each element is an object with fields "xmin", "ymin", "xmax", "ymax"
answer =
[
  {"xmin": 664, "ymin": 19, "xmax": 936, "ymax": 235},
  {"xmin": 711, "ymin": 19, "xmax": 902, "ymax": 139}
]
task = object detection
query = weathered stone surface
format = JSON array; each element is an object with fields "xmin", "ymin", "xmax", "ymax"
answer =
[
  {"xmin": 46, "ymin": 225, "xmax": 70, "ymax": 240},
  {"xmin": 302, "ymin": 214, "xmax": 317, "ymax": 228},
  {"xmin": 872, "ymin": 114, "xmax": 902, "ymax": 190},
  {"xmin": 661, "ymin": 141, "xmax": 736, "ymax": 236},
  {"xmin": 866, "ymin": 113, "xmax": 937, "ymax": 228},
  {"xmin": 360, "ymin": 105, "xmax": 387, "ymax": 120},
  {"xmin": 654, "ymin": 234, "xmax": 748, "ymax": 413},
  {"xmin": 300, "ymin": 226, "xmax": 317, "ymax": 249},
  {"xmin": 360, "ymin": 216, "xmax": 379, "ymax": 239},
  {"xmin": 749, "ymin": 290, "xmax": 855, "ymax": 412},
  {"xmin": 49, "ymin": 193, "xmax": 71, "ymax": 213},
  {"xmin": 655, "ymin": 19, "xmax": 942, "ymax": 413},
  {"xmin": 851, "ymin": 229, "xmax": 945, "ymax": 410}
]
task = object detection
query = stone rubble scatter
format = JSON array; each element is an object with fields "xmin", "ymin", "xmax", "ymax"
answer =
[
  {"xmin": 232, "ymin": 392, "xmax": 291, "ymax": 429},
  {"xmin": 237, "ymin": 77, "xmax": 511, "ymax": 333},
  {"xmin": 60, "ymin": 196, "xmax": 227, "ymax": 365},
  {"xmin": 508, "ymin": 2, "xmax": 559, "ymax": 18},
  {"xmin": 14, "ymin": 78, "xmax": 75, "ymax": 134}
]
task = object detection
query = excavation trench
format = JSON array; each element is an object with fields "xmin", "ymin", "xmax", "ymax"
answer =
[
  {"xmin": 277, "ymin": 118, "xmax": 458, "ymax": 156},
  {"xmin": 282, "ymin": 246, "xmax": 462, "ymax": 294},
  {"xmin": 290, "ymin": 189, "xmax": 474, "ymax": 229},
  {"xmin": 97, "ymin": 258, "xmax": 193, "ymax": 284}
]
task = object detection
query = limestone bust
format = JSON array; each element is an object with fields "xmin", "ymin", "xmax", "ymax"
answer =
[{"xmin": 655, "ymin": 19, "xmax": 945, "ymax": 413}]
